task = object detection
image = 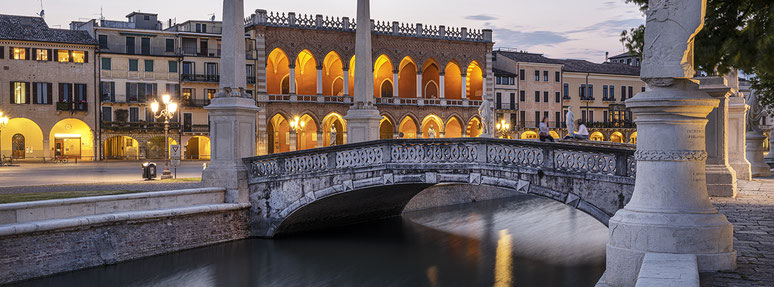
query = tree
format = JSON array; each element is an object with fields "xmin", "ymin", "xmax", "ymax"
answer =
[{"xmin": 621, "ymin": 0, "xmax": 774, "ymax": 113}]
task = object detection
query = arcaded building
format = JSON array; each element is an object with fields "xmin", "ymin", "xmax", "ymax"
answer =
[
  {"xmin": 0, "ymin": 15, "xmax": 98, "ymax": 161},
  {"xmin": 247, "ymin": 10, "xmax": 494, "ymax": 155}
]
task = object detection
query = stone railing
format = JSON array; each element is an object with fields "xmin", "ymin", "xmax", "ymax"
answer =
[
  {"xmin": 248, "ymin": 9, "xmax": 492, "ymax": 43},
  {"xmin": 244, "ymin": 138, "xmax": 636, "ymax": 180}
]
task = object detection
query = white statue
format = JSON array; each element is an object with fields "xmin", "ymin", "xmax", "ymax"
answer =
[
  {"xmin": 641, "ymin": 0, "xmax": 705, "ymax": 79},
  {"xmin": 428, "ymin": 126, "xmax": 437, "ymax": 139},
  {"xmin": 565, "ymin": 107, "xmax": 575, "ymax": 136},
  {"xmin": 746, "ymin": 90, "xmax": 764, "ymax": 132},
  {"xmin": 329, "ymin": 125, "xmax": 337, "ymax": 146},
  {"xmin": 478, "ymin": 100, "xmax": 493, "ymax": 136}
]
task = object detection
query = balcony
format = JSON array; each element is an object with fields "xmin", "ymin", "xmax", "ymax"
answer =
[
  {"xmin": 580, "ymin": 96, "xmax": 595, "ymax": 101},
  {"xmin": 102, "ymin": 121, "xmax": 180, "ymax": 132},
  {"xmin": 182, "ymin": 74, "xmax": 220, "ymax": 83},
  {"xmin": 183, "ymin": 124, "xmax": 210, "ymax": 133},
  {"xmin": 247, "ymin": 76, "xmax": 256, "ymax": 84},
  {"xmin": 56, "ymin": 102, "xmax": 88, "ymax": 112},
  {"xmin": 102, "ymin": 95, "xmax": 148, "ymax": 104},
  {"xmin": 183, "ymin": 98, "xmax": 211, "ymax": 107}
]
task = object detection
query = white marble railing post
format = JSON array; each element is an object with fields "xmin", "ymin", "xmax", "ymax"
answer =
[
  {"xmin": 728, "ymin": 96, "xmax": 752, "ymax": 179},
  {"xmin": 603, "ymin": 1, "xmax": 736, "ymax": 286},
  {"xmin": 698, "ymin": 76, "xmax": 737, "ymax": 197}
]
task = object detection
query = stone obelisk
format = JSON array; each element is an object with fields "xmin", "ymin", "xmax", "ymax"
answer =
[
  {"xmin": 344, "ymin": 0, "xmax": 381, "ymax": 143},
  {"xmin": 604, "ymin": 1, "xmax": 736, "ymax": 286},
  {"xmin": 202, "ymin": 0, "xmax": 260, "ymax": 203},
  {"xmin": 698, "ymin": 76, "xmax": 737, "ymax": 197}
]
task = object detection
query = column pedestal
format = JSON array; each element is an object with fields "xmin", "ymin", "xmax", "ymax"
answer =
[
  {"xmin": 202, "ymin": 96, "xmax": 260, "ymax": 204},
  {"xmin": 746, "ymin": 131, "xmax": 771, "ymax": 177},
  {"xmin": 604, "ymin": 80, "xmax": 735, "ymax": 287},
  {"xmin": 699, "ymin": 77, "xmax": 737, "ymax": 197},
  {"xmin": 765, "ymin": 131, "xmax": 774, "ymax": 169},
  {"xmin": 728, "ymin": 97, "xmax": 752, "ymax": 180},
  {"xmin": 344, "ymin": 108, "xmax": 381, "ymax": 143}
]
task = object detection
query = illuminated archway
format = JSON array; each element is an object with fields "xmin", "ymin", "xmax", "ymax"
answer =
[
  {"xmin": 422, "ymin": 59, "xmax": 440, "ymax": 99},
  {"xmin": 322, "ymin": 52, "xmax": 344, "ymax": 96},
  {"xmin": 467, "ymin": 61, "xmax": 483, "ymax": 100},
  {"xmin": 1, "ymin": 118, "xmax": 44, "ymax": 160},
  {"xmin": 104, "ymin": 136, "xmax": 140, "ymax": 160},
  {"xmin": 50, "ymin": 118, "xmax": 94, "ymax": 161},
  {"xmin": 295, "ymin": 114, "xmax": 319, "ymax": 151},
  {"xmin": 145, "ymin": 136, "xmax": 178, "ymax": 160},
  {"xmin": 295, "ymin": 50, "xmax": 318, "ymax": 96},
  {"xmin": 399, "ymin": 57, "xmax": 417, "ymax": 98},
  {"xmin": 398, "ymin": 116, "xmax": 418, "ymax": 139},
  {"xmin": 445, "ymin": 117, "xmax": 463, "ymax": 138},
  {"xmin": 348, "ymin": 56, "xmax": 356, "ymax": 96},
  {"xmin": 185, "ymin": 136, "xmax": 211, "ymax": 160},
  {"xmin": 520, "ymin": 131, "xmax": 538, "ymax": 140},
  {"xmin": 373, "ymin": 55, "xmax": 393, "ymax": 98},
  {"xmin": 629, "ymin": 132, "xmax": 638, "ymax": 144},
  {"xmin": 322, "ymin": 113, "xmax": 347, "ymax": 146},
  {"xmin": 421, "ymin": 115, "xmax": 444, "ymax": 138},
  {"xmin": 445, "ymin": 62, "xmax": 462, "ymax": 100},
  {"xmin": 467, "ymin": 117, "xmax": 483, "ymax": 138},
  {"xmin": 379, "ymin": 116, "xmax": 394, "ymax": 139},
  {"xmin": 380, "ymin": 79, "xmax": 393, "ymax": 98},
  {"xmin": 267, "ymin": 48, "xmax": 290, "ymax": 94},
  {"xmin": 268, "ymin": 114, "xmax": 290, "ymax": 154},
  {"xmin": 590, "ymin": 132, "xmax": 605, "ymax": 141},
  {"xmin": 610, "ymin": 132, "xmax": 624, "ymax": 143}
]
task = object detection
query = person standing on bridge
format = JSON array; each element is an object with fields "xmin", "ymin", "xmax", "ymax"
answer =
[{"xmin": 539, "ymin": 116, "xmax": 554, "ymax": 142}]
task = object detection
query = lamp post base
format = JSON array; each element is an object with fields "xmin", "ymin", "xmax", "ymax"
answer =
[{"xmin": 160, "ymin": 169, "xmax": 173, "ymax": 179}]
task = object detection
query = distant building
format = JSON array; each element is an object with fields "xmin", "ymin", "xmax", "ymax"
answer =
[
  {"xmin": 0, "ymin": 14, "xmax": 98, "ymax": 161},
  {"xmin": 607, "ymin": 52, "xmax": 641, "ymax": 67}
]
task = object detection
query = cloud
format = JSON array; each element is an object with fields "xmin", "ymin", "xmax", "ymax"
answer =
[
  {"xmin": 492, "ymin": 28, "xmax": 571, "ymax": 49},
  {"xmin": 565, "ymin": 18, "xmax": 644, "ymax": 35},
  {"xmin": 465, "ymin": 14, "xmax": 498, "ymax": 21}
]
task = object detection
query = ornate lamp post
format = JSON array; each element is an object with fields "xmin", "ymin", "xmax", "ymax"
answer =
[
  {"xmin": 150, "ymin": 94, "xmax": 178, "ymax": 179},
  {"xmin": 289, "ymin": 116, "xmax": 305, "ymax": 150},
  {"xmin": 0, "ymin": 112, "xmax": 8, "ymax": 165},
  {"xmin": 495, "ymin": 119, "xmax": 510, "ymax": 139}
]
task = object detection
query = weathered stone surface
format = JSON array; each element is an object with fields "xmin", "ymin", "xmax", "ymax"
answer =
[{"xmin": 636, "ymin": 253, "xmax": 699, "ymax": 287}]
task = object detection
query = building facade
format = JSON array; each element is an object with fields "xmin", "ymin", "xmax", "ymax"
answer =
[{"xmin": 0, "ymin": 15, "xmax": 98, "ymax": 162}]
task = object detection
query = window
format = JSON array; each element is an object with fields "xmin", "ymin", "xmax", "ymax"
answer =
[
  {"xmin": 101, "ymin": 58, "xmax": 111, "ymax": 70},
  {"xmin": 33, "ymin": 82, "xmax": 52, "ymax": 104},
  {"xmin": 510, "ymin": 77, "xmax": 515, "ymax": 85},
  {"xmin": 129, "ymin": 59, "xmax": 139, "ymax": 71},
  {"xmin": 246, "ymin": 64, "xmax": 255, "ymax": 80},
  {"xmin": 183, "ymin": 62, "xmax": 194, "ymax": 74},
  {"xmin": 519, "ymin": 69, "xmax": 525, "ymax": 81},
  {"xmin": 555, "ymin": 112, "xmax": 561, "ymax": 128},
  {"xmin": 603, "ymin": 111, "xmax": 608, "ymax": 123},
  {"xmin": 13, "ymin": 47, "xmax": 26, "ymax": 60},
  {"xmin": 496, "ymin": 77, "xmax": 501, "ymax": 85},
  {"xmin": 563, "ymin": 83, "xmax": 569, "ymax": 98},
  {"xmin": 0, "ymin": 46, "xmax": 4, "ymax": 59},
  {"xmin": 205, "ymin": 63, "xmax": 218, "ymax": 76},
  {"xmin": 519, "ymin": 90, "xmax": 525, "ymax": 102},
  {"xmin": 72, "ymin": 51, "xmax": 85, "ymax": 63},
  {"xmin": 59, "ymin": 83, "xmax": 73, "ymax": 103},
  {"xmin": 543, "ymin": 71, "xmax": 548, "ymax": 82},
  {"xmin": 542, "ymin": 91, "xmax": 548, "ymax": 103},
  {"xmin": 609, "ymin": 85, "xmax": 615, "ymax": 100},
  {"xmin": 628, "ymin": 86, "xmax": 633, "ymax": 100},
  {"xmin": 182, "ymin": 88, "xmax": 193, "ymax": 102},
  {"xmin": 555, "ymin": 92, "xmax": 560, "ymax": 103},
  {"xmin": 535, "ymin": 111, "xmax": 541, "ymax": 127},
  {"xmin": 196, "ymin": 23, "xmax": 202, "ymax": 33},
  {"xmin": 544, "ymin": 111, "xmax": 549, "ymax": 126},
  {"xmin": 165, "ymin": 39, "xmax": 175, "ymax": 52},
  {"xmin": 102, "ymin": 107, "xmax": 112, "ymax": 122},
  {"xmin": 144, "ymin": 15, "xmax": 150, "ymax": 21},
  {"xmin": 36, "ymin": 49, "xmax": 48, "ymax": 61},
  {"xmin": 206, "ymin": 89, "xmax": 217, "ymax": 100},
  {"xmin": 580, "ymin": 84, "xmax": 586, "ymax": 98},
  {"xmin": 496, "ymin": 92, "xmax": 502, "ymax": 109},
  {"xmin": 587, "ymin": 85, "xmax": 594, "ymax": 99},
  {"xmin": 168, "ymin": 61, "xmax": 178, "ymax": 73},
  {"xmin": 509, "ymin": 93, "xmax": 516, "ymax": 110},
  {"xmin": 12, "ymin": 82, "xmax": 28, "ymax": 104},
  {"xmin": 511, "ymin": 114, "xmax": 518, "ymax": 128},
  {"xmin": 603, "ymin": 85, "xmax": 609, "ymax": 99},
  {"xmin": 57, "ymin": 50, "xmax": 69, "ymax": 62},
  {"xmin": 534, "ymin": 91, "xmax": 540, "ymax": 102},
  {"xmin": 165, "ymin": 84, "xmax": 179, "ymax": 98},
  {"xmin": 74, "ymin": 84, "xmax": 87, "ymax": 102},
  {"xmin": 520, "ymin": 111, "xmax": 526, "ymax": 127},
  {"xmin": 555, "ymin": 71, "xmax": 560, "ymax": 82},
  {"xmin": 101, "ymin": 81, "xmax": 115, "ymax": 102},
  {"xmin": 144, "ymin": 60, "xmax": 154, "ymax": 72},
  {"xmin": 141, "ymin": 38, "xmax": 151, "ymax": 55},
  {"xmin": 98, "ymin": 35, "xmax": 108, "ymax": 49},
  {"xmin": 129, "ymin": 107, "xmax": 139, "ymax": 122},
  {"xmin": 582, "ymin": 110, "xmax": 587, "ymax": 123},
  {"xmin": 642, "ymin": 86, "xmax": 646, "ymax": 92},
  {"xmin": 589, "ymin": 111, "xmax": 594, "ymax": 123},
  {"xmin": 534, "ymin": 70, "xmax": 540, "ymax": 81},
  {"xmin": 621, "ymin": 86, "xmax": 626, "ymax": 101},
  {"xmin": 125, "ymin": 37, "xmax": 135, "ymax": 54}
]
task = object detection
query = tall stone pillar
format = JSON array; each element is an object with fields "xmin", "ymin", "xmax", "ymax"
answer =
[
  {"xmin": 698, "ymin": 76, "xmax": 737, "ymax": 197},
  {"xmin": 439, "ymin": 73, "xmax": 445, "ymax": 99},
  {"xmin": 728, "ymin": 96, "xmax": 752, "ymax": 179},
  {"xmin": 604, "ymin": 1, "xmax": 735, "ymax": 286},
  {"xmin": 343, "ymin": 0, "xmax": 381, "ymax": 143},
  {"xmin": 766, "ymin": 130, "xmax": 774, "ymax": 168},
  {"xmin": 416, "ymin": 72, "xmax": 423, "ymax": 99},
  {"xmin": 288, "ymin": 65, "xmax": 296, "ymax": 94},
  {"xmin": 392, "ymin": 70, "xmax": 399, "ymax": 98},
  {"xmin": 316, "ymin": 66, "xmax": 323, "ymax": 95},
  {"xmin": 342, "ymin": 68, "xmax": 350, "ymax": 97},
  {"xmin": 461, "ymin": 73, "xmax": 467, "ymax": 100},
  {"xmin": 202, "ymin": 0, "xmax": 261, "ymax": 204},
  {"xmin": 745, "ymin": 90, "xmax": 772, "ymax": 177}
]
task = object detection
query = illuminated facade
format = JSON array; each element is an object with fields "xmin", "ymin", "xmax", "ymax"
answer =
[{"xmin": 0, "ymin": 15, "xmax": 98, "ymax": 161}]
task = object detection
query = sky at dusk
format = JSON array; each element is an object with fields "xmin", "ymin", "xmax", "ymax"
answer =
[{"xmin": 4, "ymin": 0, "xmax": 645, "ymax": 62}]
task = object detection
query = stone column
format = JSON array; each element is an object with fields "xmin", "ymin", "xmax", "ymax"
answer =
[
  {"xmin": 461, "ymin": 73, "xmax": 467, "ymax": 100},
  {"xmin": 42, "ymin": 139, "xmax": 50, "ymax": 161},
  {"xmin": 392, "ymin": 70, "xmax": 399, "ymax": 98},
  {"xmin": 603, "ymin": 1, "xmax": 736, "ymax": 286},
  {"xmin": 342, "ymin": 68, "xmax": 350, "ymax": 97},
  {"xmin": 288, "ymin": 65, "xmax": 296, "ymax": 94},
  {"xmin": 202, "ymin": 0, "xmax": 261, "ymax": 204},
  {"xmin": 728, "ymin": 96, "xmax": 751, "ymax": 180},
  {"xmin": 698, "ymin": 76, "xmax": 737, "ymax": 197},
  {"xmin": 343, "ymin": 0, "xmax": 382, "ymax": 143},
  {"xmin": 416, "ymin": 72, "xmax": 423, "ymax": 99},
  {"xmin": 316, "ymin": 66, "xmax": 323, "ymax": 95},
  {"xmin": 439, "ymin": 73, "xmax": 445, "ymax": 99},
  {"xmin": 316, "ymin": 131, "xmax": 323, "ymax": 148},
  {"xmin": 766, "ymin": 130, "xmax": 774, "ymax": 168},
  {"xmin": 289, "ymin": 131, "xmax": 297, "ymax": 152},
  {"xmin": 747, "ymin": 131, "xmax": 771, "ymax": 177},
  {"xmin": 256, "ymin": 105, "xmax": 267, "ymax": 156}
]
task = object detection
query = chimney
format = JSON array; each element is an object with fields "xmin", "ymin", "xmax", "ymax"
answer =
[
  {"xmin": 605, "ymin": 51, "xmax": 609, "ymax": 62},
  {"xmin": 168, "ymin": 19, "xmax": 172, "ymax": 28}
]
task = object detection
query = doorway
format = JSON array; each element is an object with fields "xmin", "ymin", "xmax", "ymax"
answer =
[{"xmin": 12, "ymin": 134, "xmax": 25, "ymax": 159}]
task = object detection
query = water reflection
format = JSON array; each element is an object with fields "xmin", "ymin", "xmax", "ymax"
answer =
[{"xmin": 11, "ymin": 194, "xmax": 607, "ymax": 287}]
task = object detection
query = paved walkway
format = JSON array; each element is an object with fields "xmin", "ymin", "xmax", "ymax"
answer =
[{"xmin": 701, "ymin": 177, "xmax": 774, "ymax": 287}]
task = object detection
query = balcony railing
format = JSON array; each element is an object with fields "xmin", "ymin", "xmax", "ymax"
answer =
[
  {"xmin": 183, "ymin": 98, "xmax": 211, "ymax": 107},
  {"xmin": 102, "ymin": 121, "xmax": 180, "ymax": 131},
  {"xmin": 247, "ymin": 76, "xmax": 256, "ymax": 84},
  {"xmin": 102, "ymin": 95, "xmax": 148, "ymax": 103},
  {"xmin": 183, "ymin": 124, "xmax": 210, "ymax": 133},
  {"xmin": 182, "ymin": 74, "xmax": 220, "ymax": 82},
  {"xmin": 56, "ymin": 102, "xmax": 88, "ymax": 112}
]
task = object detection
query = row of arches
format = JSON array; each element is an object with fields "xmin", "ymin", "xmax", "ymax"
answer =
[
  {"xmin": 267, "ymin": 112, "xmax": 484, "ymax": 154},
  {"xmin": 103, "ymin": 136, "xmax": 211, "ymax": 160},
  {"xmin": 519, "ymin": 130, "xmax": 638, "ymax": 144},
  {"xmin": 266, "ymin": 48, "xmax": 484, "ymax": 100},
  {"xmin": 0, "ymin": 118, "xmax": 95, "ymax": 161}
]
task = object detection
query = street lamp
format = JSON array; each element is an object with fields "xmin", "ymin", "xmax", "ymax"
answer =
[
  {"xmin": 289, "ymin": 116, "xmax": 305, "ymax": 150},
  {"xmin": 496, "ymin": 119, "xmax": 510, "ymax": 139},
  {"xmin": 0, "ymin": 112, "xmax": 8, "ymax": 165},
  {"xmin": 150, "ymin": 94, "xmax": 178, "ymax": 179}
]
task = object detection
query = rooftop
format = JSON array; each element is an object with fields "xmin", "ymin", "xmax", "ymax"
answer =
[
  {"xmin": 0, "ymin": 14, "xmax": 96, "ymax": 45},
  {"xmin": 496, "ymin": 50, "xmax": 640, "ymax": 76},
  {"xmin": 496, "ymin": 50, "xmax": 565, "ymax": 65},
  {"xmin": 493, "ymin": 68, "xmax": 517, "ymax": 77},
  {"xmin": 609, "ymin": 52, "xmax": 637, "ymax": 59}
]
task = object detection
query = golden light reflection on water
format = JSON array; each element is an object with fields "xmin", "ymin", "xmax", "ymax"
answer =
[
  {"xmin": 494, "ymin": 229, "xmax": 513, "ymax": 287},
  {"xmin": 426, "ymin": 265, "xmax": 439, "ymax": 286}
]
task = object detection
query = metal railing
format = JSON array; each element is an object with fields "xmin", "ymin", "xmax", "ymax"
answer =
[
  {"xmin": 182, "ymin": 74, "xmax": 220, "ymax": 82},
  {"xmin": 183, "ymin": 98, "xmax": 211, "ymax": 107},
  {"xmin": 101, "ymin": 121, "xmax": 180, "ymax": 131},
  {"xmin": 56, "ymin": 102, "xmax": 89, "ymax": 112}
]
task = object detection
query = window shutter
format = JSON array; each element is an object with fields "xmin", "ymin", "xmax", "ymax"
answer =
[
  {"xmin": 25, "ymin": 82, "xmax": 30, "ymax": 104},
  {"xmin": 47, "ymin": 49, "xmax": 53, "ymax": 61},
  {"xmin": 0, "ymin": 46, "xmax": 5, "ymax": 59},
  {"xmin": 31, "ymin": 48, "xmax": 37, "ymax": 60},
  {"xmin": 59, "ymin": 83, "xmax": 64, "ymax": 102},
  {"xmin": 9, "ymin": 82, "xmax": 14, "ymax": 104},
  {"xmin": 32, "ymin": 83, "xmax": 38, "ymax": 104},
  {"xmin": 84, "ymin": 51, "xmax": 89, "ymax": 63},
  {"xmin": 47, "ymin": 83, "xmax": 53, "ymax": 104},
  {"xmin": 24, "ymin": 48, "xmax": 30, "ymax": 60}
]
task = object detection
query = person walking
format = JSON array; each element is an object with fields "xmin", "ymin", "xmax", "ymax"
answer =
[{"xmin": 539, "ymin": 116, "xmax": 554, "ymax": 142}]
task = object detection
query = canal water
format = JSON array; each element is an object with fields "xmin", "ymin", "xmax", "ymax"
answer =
[{"xmin": 12, "ymin": 194, "xmax": 608, "ymax": 287}]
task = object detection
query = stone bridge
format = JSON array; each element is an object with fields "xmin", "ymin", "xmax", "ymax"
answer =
[{"xmin": 243, "ymin": 138, "xmax": 636, "ymax": 237}]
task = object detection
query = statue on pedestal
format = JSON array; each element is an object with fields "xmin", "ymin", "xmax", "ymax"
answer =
[
  {"xmin": 329, "ymin": 125, "xmax": 337, "ymax": 146},
  {"xmin": 478, "ymin": 100, "xmax": 492, "ymax": 137},
  {"xmin": 428, "ymin": 126, "xmax": 437, "ymax": 139}
]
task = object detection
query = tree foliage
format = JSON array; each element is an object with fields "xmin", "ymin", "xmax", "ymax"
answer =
[{"xmin": 621, "ymin": 0, "xmax": 774, "ymax": 113}]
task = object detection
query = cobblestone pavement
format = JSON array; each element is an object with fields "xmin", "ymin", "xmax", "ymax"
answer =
[{"xmin": 701, "ymin": 177, "xmax": 774, "ymax": 287}]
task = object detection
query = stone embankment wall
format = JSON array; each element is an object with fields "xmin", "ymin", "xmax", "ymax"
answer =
[{"xmin": 0, "ymin": 188, "xmax": 251, "ymax": 285}]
